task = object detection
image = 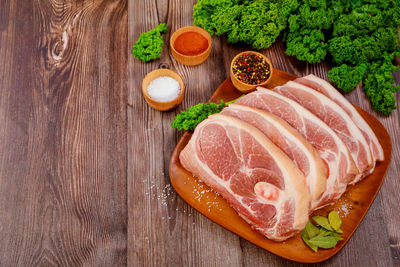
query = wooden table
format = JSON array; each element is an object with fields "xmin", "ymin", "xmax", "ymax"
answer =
[{"xmin": 0, "ymin": 1, "xmax": 399, "ymax": 266}]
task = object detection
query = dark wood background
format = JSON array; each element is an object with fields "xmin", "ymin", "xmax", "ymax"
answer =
[{"xmin": 0, "ymin": 0, "xmax": 399, "ymax": 266}]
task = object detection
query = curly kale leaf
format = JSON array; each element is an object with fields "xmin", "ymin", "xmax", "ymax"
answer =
[
  {"xmin": 328, "ymin": 64, "xmax": 368, "ymax": 93},
  {"xmin": 242, "ymin": 0, "xmax": 298, "ymax": 49},
  {"xmin": 212, "ymin": 5, "xmax": 242, "ymax": 36},
  {"xmin": 327, "ymin": 36, "xmax": 358, "ymax": 64},
  {"xmin": 154, "ymin": 23, "xmax": 168, "ymax": 33},
  {"xmin": 329, "ymin": 27, "xmax": 398, "ymax": 65},
  {"xmin": 132, "ymin": 23, "xmax": 168, "ymax": 63},
  {"xmin": 283, "ymin": 0, "xmax": 338, "ymax": 63},
  {"xmin": 191, "ymin": 0, "xmax": 400, "ymax": 114},
  {"xmin": 362, "ymin": 52, "xmax": 400, "ymax": 115},
  {"xmin": 171, "ymin": 101, "xmax": 227, "ymax": 131},
  {"xmin": 282, "ymin": 0, "xmax": 400, "ymax": 115},
  {"xmin": 193, "ymin": 0, "xmax": 298, "ymax": 50},
  {"xmin": 280, "ymin": 0, "xmax": 300, "ymax": 17},
  {"xmin": 332, "ymin": 11, "xmax": 381, "ymax": 37},
  {"xmin": 304, "ymin": 0, "xmax": 327, "ymax": 8},
  {"xmin": 252, "ymin": 23, "xmax": 281, "ymax": 50},
  {"xmin": 328, "ymin": 0, "xmax": 399, "ymax": 67},
  {"xmin": 193, "ymin": 0, "xmax": 236, "ymax": 35},
  {"xmin": 285, "ymin": 28, "xmax": 327, "ymax": 63},
  {"xmin": 237, "ymin": 1, "xmax": 283, "ymax": 49},
  {"xmin": 297, "ymin": 3, "xmax": 337, "ymax": 30}
]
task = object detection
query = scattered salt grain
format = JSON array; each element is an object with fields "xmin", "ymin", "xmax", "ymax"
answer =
[
  {"xmin": 335, "ymin": 197, "xmax": 353, "ymax": 217},
  {"xmin": 142, "ymin": 175, "xmax": 222, "ymax": 224},
  {"xmin": 147, "ymin": 76, "xmax": 180, "ymax": 102}
]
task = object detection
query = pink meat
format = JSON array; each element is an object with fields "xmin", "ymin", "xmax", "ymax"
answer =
[
  {"xmin": 295, "ymin": 74, "xmax": 383, "ymax": 178},
  {"xmin": 296, "ymin": 75, "xmax": 383, "ymax": 161},
  {"xmin": 221, "ymin": 104, "xmax": 327, "ymax": 210},
  {"xmin": 236, "ymin": 88, "xmax": 358, "ymax": 208},
  {"xmin": 180, "ymin": 114, "xmax": 311, "ymax": 241},
  {"xmin": 273, "ymin": 81, "xmax": 373, "ymax": 183}
]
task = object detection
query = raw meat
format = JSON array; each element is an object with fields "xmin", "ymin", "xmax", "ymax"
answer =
[
  {"xmin": 273, "ymin": 81, "xmax": 373, "ymax": 183},
  {"xmin": 221, "ymin": 104, "xmax": 327, "ymax": 210},
  {"xmin": 236, "ymin": 88, "xmax": 358, "ymax": 208},
  {"xmin": 295, "ymin": 74, "xmax": 384, "ymax": 163},
  {"xmin": 180, "ymin": 114, "xmax": 311, "ymax": 241}
]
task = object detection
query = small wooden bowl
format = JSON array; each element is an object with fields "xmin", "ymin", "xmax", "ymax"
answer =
[
  {"xmin": 230, "ymin": 51, "xmax": 273, "ymax": 93},
  {"xmin": 170, "ymin": 26, "xmax": 212, "ymax": 66},
  {"xmin": 142, "ymin": 69, "xmax": 185, "ymax": 111}
]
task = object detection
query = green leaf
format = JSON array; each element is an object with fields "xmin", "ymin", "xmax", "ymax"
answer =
[
  {"xmin": 312, "ymin": 216, "xmax": 333, "ymax": 231},
  {"xmin": 329, "ymin": 232, "xmax": 344, "ymax": 241},
  {"xmin": 132, "ymin": 23, "xmax": 168, "ymax": 62},
  {"xmin": 305, "ymin": 221, "xmax": 320, "ymax": 238},
  {"xmin": 171, "ymin": 101, "xmax": 227, "ymax": 131},
  {"xmin": 328, "ymin": 211, "xmax": 343, "ymax": 233},
  {"xmin": 301, "ymin": 230, "xmax": 318, "ymax": 252},
  {"xmin": 309, "ymin": 236, "xmax": 338, "ymax": 249},
  {"xmin": 318, "ymin": 228, "xmax": 331, "ymax": 237},
  {"xmin": 328, "ymin": 64, "xmax": 367, "ymax": 93},
  {"xmin": 171, "ymin": 96, "xmax": 244, "ymax": 131},
  {"xmin": 318, "ymin": 228, "xmax": 343, "ymax": 241},
  {"xmin": 335, "ymin": 228, "xmax": 343, "ymax": 234}
]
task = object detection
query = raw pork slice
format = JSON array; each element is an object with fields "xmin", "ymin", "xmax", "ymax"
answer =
[
  {"xmin": 221, "ymin": 104, "xmax": 327, "ymax": 210},
  {"xmin": 295, "ymin": 74, "xmax": 384, "ymax": 162},
  {"xmin": 273, "ymin": 81, "xmax": 373, "ymax": 183},
  {"xmin": 180, "ymin": 114, "xmax": 311, "ymax": 241},
  {"xmin": 236, "ymin": 88, "xmax": 358, "ymax": 208}
]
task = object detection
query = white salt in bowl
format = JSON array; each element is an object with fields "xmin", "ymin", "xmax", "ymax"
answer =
[{"xmin": 142, "ymin": 69, "xmax": 185, "ymax": 111}]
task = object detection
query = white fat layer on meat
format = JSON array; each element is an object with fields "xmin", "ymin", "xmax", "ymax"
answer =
[
  {"xmin": 226, "ymin": 105, "xmax": 318, "ymax": 201},
  {"xmin": 283, "ymin": 81, "xmax": 373, "ymax": 183},
  {"xmin": 255, "ymin": 88, "xmax": 353, "ymax": 205},
  {"xmin": 194, "ymin": 116, "xmax": 309, "ymax": 237},
  {"xmin": 302, "ymin": 74, "xmax": 383, "ymax": 161}
]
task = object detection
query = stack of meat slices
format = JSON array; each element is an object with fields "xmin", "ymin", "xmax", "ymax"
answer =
[{"xmin": 179, "ymin": 74, "xmax": 383, "ymax": 241}]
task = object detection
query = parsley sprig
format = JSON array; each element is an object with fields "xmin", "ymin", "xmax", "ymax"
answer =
[
  {"xmin": 132, "ymin": 23, "xmax": 168, "ymax": 62},
  {"xmin": 171, "ymin": 98, "xmax": 239, "ymax": 131}
]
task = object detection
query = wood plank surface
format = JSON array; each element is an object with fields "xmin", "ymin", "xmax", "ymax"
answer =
[
  {"xmin": 0, "ymin": 0, "xmax": 399, "ymax": 266},
  {"xmin": 0, "ymin": 0, "xmax": 127, "ymax": 266}
]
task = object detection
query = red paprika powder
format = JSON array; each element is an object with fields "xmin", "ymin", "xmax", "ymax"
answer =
[{"xmin": 173, "ymin": 31, "xmax": 208, "ymax": 56}]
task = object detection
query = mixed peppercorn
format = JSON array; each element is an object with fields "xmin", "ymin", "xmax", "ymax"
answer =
[{"xmin": 232, "ymin": 53, "xmax": 271, "ymax": 85}]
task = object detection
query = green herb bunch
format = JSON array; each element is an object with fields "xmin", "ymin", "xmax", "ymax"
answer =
[
  {"xmin": 301, "ymin": 211, "xmax": 344, "ymax": 252},
  {"xmin": 192, "ymin": 0, "xmax": 400, "ymax": 115},
  {"xmin": 171, "ymin": 101, "xmax": 227, "ymax": 131},
  {"xmin": 132, "ymin": 23, "xmax": 168, "ymax": 62},
  {"xmin": 193, "ymin": 0, "xmax": 299, "ymax": 50},
  {"xmin": 285, "ymin": 0, "xmax": 400, "ymax": 115}
]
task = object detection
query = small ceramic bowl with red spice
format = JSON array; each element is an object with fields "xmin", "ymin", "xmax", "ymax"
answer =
[
  {"xmin": 170, "ymin": 26, "xmax": 212, "ymax": 66},
  {"xmin": 230, "ymin": 51, "xmax": 273, "ymax": 93}
]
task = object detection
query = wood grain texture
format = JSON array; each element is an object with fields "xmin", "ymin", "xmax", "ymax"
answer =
[
  {"xmin": 1, "ymin": 0, "xmax": 399, "ymax": 266},
  {"xmin": 0, "ymin": 0, "xmax": 127, "ymax": 266},
  {"xmin": 128, "ymin": 1, "xmax": 241, "ymax": 266},
  {"xmin": 129, "ymin": 1, "xmax": 400, "ymax": 266}
]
